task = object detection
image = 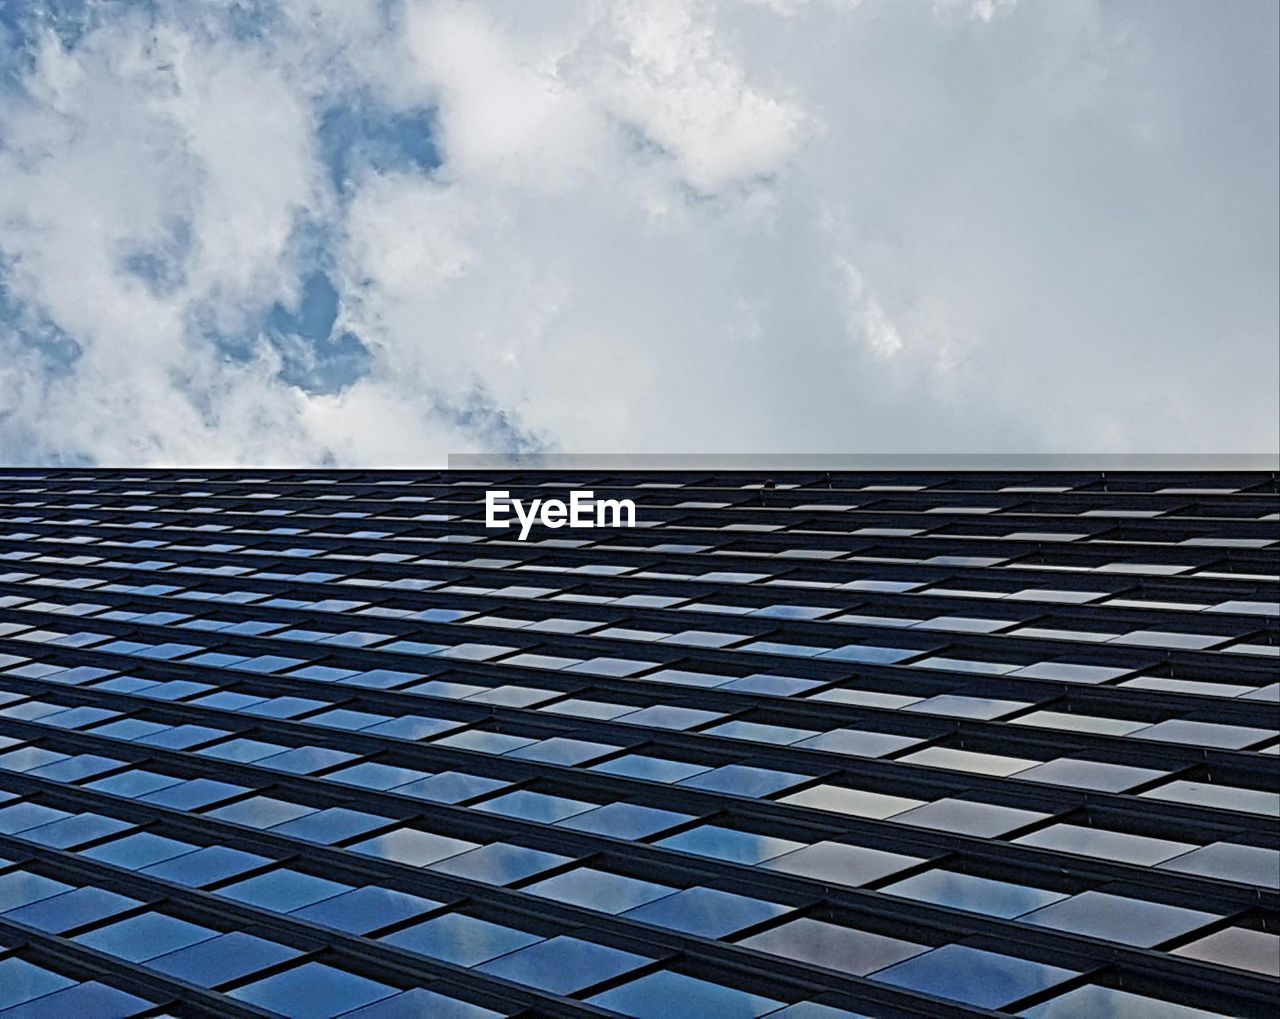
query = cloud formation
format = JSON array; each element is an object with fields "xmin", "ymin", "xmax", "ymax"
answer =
[{"xmin": 0, "ymin": 0, "xmax": 1276, "ymax": 464}]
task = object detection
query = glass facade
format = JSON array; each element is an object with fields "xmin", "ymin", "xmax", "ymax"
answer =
[{"xmin": 0, "ymin": 467, "xmax": 1275, "ymax": 1016}]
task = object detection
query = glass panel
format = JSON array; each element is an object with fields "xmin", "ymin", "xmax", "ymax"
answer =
[
  {"xmin": 621, "ymin": 886, "xmax": 792, "ymax": 938},
  {"xmin": 739, "ymin": 917, "xmax": 928, "ymax": 975},
  {"xmin": 220, "ymin": 869, "xmax": 351, "ymax": 912},
  {"xmin": 83, "ymin": 832, "xmax": 197, "ymax": 870},
  {"xmin": 1011, "ymin": 710, "xmax": 1150, "ymax": 737},
  {"xmin": 476, "ymin": 936, "xmax": 647, "ymax": 994},
  {"xmin": 1014, "ymin": 759, "xmax": 1167, "ymax": 793},
  {"xmin": 269, "ymin": 807, "xmax": 391, "ymax": 845},
  {"xmin": 290, "ymin": 886, "xmax": 441, "ymax": 935},
  {"xmin": 140, "ymin": 778, "xmax": 251, "ymax": 810},
  {"xmin": 557, "ymin": 803, "xmax": 694, "ymax": 840},
  {"xmin": 1129, "ymin": 720, "xmax": 1274, "ymax": 750},
  {"xmin": 794, "ymin": 730, "xmax": 924, "ymax": 757},
  {"xmin": 257, "ymin": 746, "xmax": 358, "ymax": 775},
  {"xmin": 678, "ymin": 765, "xmax": 809, "ymax": 798},
  {"xmin": 1157, "ymin": 842, "xmax": 1279, "ymax": 888},
  {"xmin": 0, "ymin": 959, "xmax": 76, "ymax": 1010},
  {"xmin": 231, "ymin": 962, "xmax": 396, "ymax": 1016},
  {"xmin": 505, "ymin": 737, "xmax": 620, "ymax": 766},
  {"xmin": 2, "ymin": 886, "xmax": 142, "ymax": 934},
  {"xmin": 428, "ymin": 843, "xmax": 572, "ymax": 885},
  {"xmin": 882, "ymin": 869, "xmax": 1068, "ymax": 919},
  {"xmin": 0, "ymin": 803, "xmax": 72, "ymax": 833},
  {"xmin": 1019, "ymin": 891, "xmax": 1219, "ymax": 947},
  {"xmin": 140, "ymin": 846, "xmax": 272, "ymax": 887},
  {"xmin": 592, "ymin": 755, "xmax": 712, "ymax": 784},
  {"xmin": 381, "ymin": 913, "xmax": 542, "ymax": 966},
  {"xmin": 1015, "ymin": 824, "xmax": 1196, "ymax": 866},
  {"xmin": 74, "ymin": 913, "xmax": 218, "ymax": 962},
  {"xmin": 394, "ymin": 772, "xmax": 510, "ymax": 803},
  {"xmin": 198, "ymin": 738, "xmax": 288, "ymax": 763},
  {"xmin": 899, "ymin": 747, "xmax": 1039, "ymax": 776},
  {"xmin": 350, "ymin": 829, "xmax": 478, "ymax": 867},
  {"xmin": 872, "ymin": 944, "xmax": 1077, "ymax": 1009},
  {"xmin": 0, "ymin": 981, "xmax": 153, "ymax": 1017},
  {"xmin": 657, "ymin": 826, "xmax": 804, "ymax": 865},
  {"xmin": 1171, "ymin": 928, "xmax": 1280, "ymax": 977},
  {"xmin": 205, "ymin": 796, "xmax": 316, "ymax": 829},
  {"xmin": 0, "ymin": 871, "xmax": 75, "ymax": 911},
  {"xmin": 1019, "ymin": 984, "xmax": 1225, "ymax": 1018},
  {"xmin": 329, "ymin": 762, "xmax": 430, "ymax": 791},
  {"xmin": 86, "ymin": 770, "xmax": 183, "ymax": 799},
  {"xmin": 890, "ymin": 799, "xmax": 1049, "ymax": 837},
  {"xmin": 147, "ymin": 932, "xmax": 301, "ymax": 987},
  {"xmin": 706, "ymin": 721, "xmax": 820, "ymax": 745},
  {"xmin": 338, "ymin": 988, "xmax": 502, "ymax": 1019},
  {"xmin": 25, "ymin": 754, "xmax": 124, "ymax": 783},
  {"xmin": 780, "ymin": 786, "xmax": 923, "ymax": 819},
  {"xmin": 474, "ymin": 791, "xmax": 596, "ymax": 824},
  {"xmin": 589, "ymin": 971, "xmax": 783, "ymax": 1018},
  {"xmin": 434, "ymin": 731, "xmax": 537, "ymax": 755},
  {"xmin": 17, "ymin": 813, "xmax": 133, "ymax": 849},
  {"xmin": 760, "ymin": 842, "xmax": 927, "ymax": 886},
  {"xmin": 905, "ymin": 695, "xmax": 1030, "ymax": 720},
  {"xmin": 1141, "ymin": 781, "xmax": 1279, "ymax": 818},
  {"xmin": 526, "ymin": 868, "xmax": 676, "ymax": 914}
]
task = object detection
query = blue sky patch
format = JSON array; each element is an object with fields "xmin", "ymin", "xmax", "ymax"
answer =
[
  {"xmin": 435, "ymin": 388, "xmax": 547, "ymax": 455},
  {"xmin": 264, "ymin": 271, "xmax": 371, "ymax": 395},
  {"xmin": 0, "ymin": 265, "xmax": 81, "ymax": 375},
  {"xmin": 318, "ymin": 94, "xmax": 440, "ymax": 195},
  {"xmin": 120, "ymin": 219, "xmax": 192, "ymax": 298}
]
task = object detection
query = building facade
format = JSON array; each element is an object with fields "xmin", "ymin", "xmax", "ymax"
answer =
[{"xmin": 0, "ymin": 469, "xmax": 1276, "ymax": 1016}]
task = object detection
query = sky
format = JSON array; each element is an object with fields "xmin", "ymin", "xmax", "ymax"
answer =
[{"xmin": 0, "ymin": 0, "xmax": 1276, "ymax": 465}]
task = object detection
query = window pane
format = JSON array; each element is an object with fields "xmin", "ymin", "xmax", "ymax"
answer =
[
  {"xmin": 476, "ymin": 936, "xmax": 648, "ymax": 994},
  {"xmin": 381, "ymin": 913, "xmax": 542, "ymax": 966},
  {"xmin": 290, "ymin": 886, "xmax": 441, "ymax": 935},
  {"xmin": 231, "ymin": 962, "xmax": 396, "ymax": 1017},
  {"xmin": 621, "ymin": 886, "xmax": 791, "ymax": 938},
  {"xmin": 589, "ymin": 971, "xmax": 783, "ymax": 1018},
  {"xmin": 739, "ymin": 918, "xmax": 928, "ymax": 975},
  {"xmin": 74, "ymin": 913, "xmax": 218, "ymax": 963},
  {"xmin": 147, "ymin": 932, "xmax": 301, "ymax": 988},
  {"xmin": 872, "ymin": 945, "xmax": 1076, "ymax": 1009}
]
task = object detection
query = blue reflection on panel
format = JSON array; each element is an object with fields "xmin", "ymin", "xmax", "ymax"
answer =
[
  {"xmin": 476, "ymin": 936, "xmax": 648, "ymax": 994},
  {"xmin": 290, "ymin": 886, "xmax": 441, "ymax": 935},
  {"xmin": 621, "ymin": 886, "xmax": 791, "ymax": 938},
  {"xmin": 139, "ymin": 846, "xmax": 271, "ymax": 887},
  {"xmin": 881, "ymin": 870, "xmax": 1068, "ymax": 919},
  {"xmin": 74, "ymin": 913, "xmax": 218, "ymax": 963},
  {"xmin": 871, "ymin": 945, "xmax": 1077, "ymax": 1009},
  {"xmin": 145, "ymin": 931, "xmax": 299, "ymax": 988},
  {"xmin": 657, "ymin": 826, "xmax": 801, "ymax": 865},
  {"xmin": 2, "ymin": 887, "xmax": 141, "ymax": 934},
  {"xmin": 589, "ymin": 970, "xmax": 783, "ymax": 1018},
  {"xmin": 0, "ymin": 981, "xmax": 153, "ymax": 1017},
  {"xmin": 220, "ymin": 869, "xmax": 350, "ymax": 913},
  {"xmin": 382, "ymin": 913, "xmax": 542, "ymax": 966},
  {"xmin": 231, "ymin": 962, "xmax": 396, "ymax": 1017},
  {"xmin": 525, "ymin": 868, "xmax": 676, "ymax": 914}
]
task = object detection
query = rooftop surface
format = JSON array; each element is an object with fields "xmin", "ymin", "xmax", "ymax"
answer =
[{"xmin": 0, "ymin": 468, "xmax": 1276, "ymax": 1016}]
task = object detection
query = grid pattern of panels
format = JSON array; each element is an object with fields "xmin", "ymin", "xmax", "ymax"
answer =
[{"xmin": 0, "ymin": 467, "xmax": 1275, "ymax": 1018}]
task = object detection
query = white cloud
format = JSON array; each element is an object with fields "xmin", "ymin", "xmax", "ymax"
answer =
[
  {"xmin": 570, "ymin": 0, "xmax": 807, "ymax": 193},
  {"xmin": 835, "ymin": 259, "xmax": 905, "ymax": 359},
  {"xmin": 0, "ymin": 0, "xmax": 1275, "ymax": 464}
]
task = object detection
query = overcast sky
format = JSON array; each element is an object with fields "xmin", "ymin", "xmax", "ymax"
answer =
[{"xmin": 0, "ymin": 0, "xmax": 1276, "ymax": 465}]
